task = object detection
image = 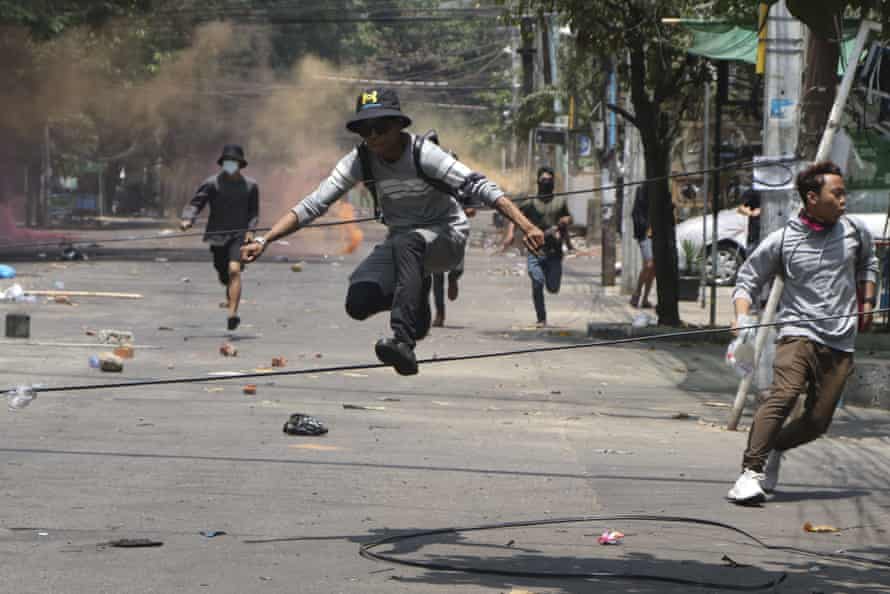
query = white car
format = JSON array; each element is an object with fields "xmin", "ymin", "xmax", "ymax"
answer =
[{"xmin": 675, "ymin": 208, "xmax": 889, "ymax": 285}]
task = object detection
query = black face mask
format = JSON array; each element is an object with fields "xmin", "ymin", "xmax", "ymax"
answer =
[{"xmin": 538, "ymin": 179, "xmax": 554, "ymax": 198}]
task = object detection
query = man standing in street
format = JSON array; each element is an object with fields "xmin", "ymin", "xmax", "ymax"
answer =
[
  {"xmin": 241, "ymin": 88, "xmax": 544, "ymax": 375},
  {"xmin": 630, "ymin": 184, "xmax": 655, "ymax": 308},
  {"xmin": 502, "ymin": 167, "xmax": 572, "ymax": 328},
  {"xmin": 727, "ymin": 161, "xmax": 877, "ymax": 504},
  {"xmin": 181, "ymin": 144, "xmax": 259, "ymax": 331}
]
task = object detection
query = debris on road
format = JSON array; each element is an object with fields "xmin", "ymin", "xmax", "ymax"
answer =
[
  {"xmin": 243, "ymin": 384, "xmax": 257, "ymax": 395},
  {"xmin": 199, "ymin": 530, "xmax": 227, "ymax": 538},
  {"xmin": 271, "ymin": 356, "xmax": 287, "ymax": 367},
  {"xmin": 283, "ymin": 413, "xmax": 328, "ymax": 435},
  {"xmin": 98, "ymin": 329, "xmax": 135, "ymax": 345},
  {"xmin": 219, "ymin": 343, "xmax": 238, "ymax": 357},
  {"xmin": 91, "ymin": 353, "xmax": 124, "ymax": 372},
  {"xmin": 804, "ymin": 522, "xmax": 840, "ymax": 533},
  {"xmin": 28, "ymin": 290, "xmax": 143, "ymax": 300},
  {"xmin": 6, "ymin": 386, "xmax": 36, "ymax": 411},
  {"xmin": 0, "ymin": 264, "xmax": 16, "ymax": 279},
  {"xmin": 597, "ymin": 529, "xmax": 624, "ymax": 545},
  {"xmin": 291, "ymin": 262, "xmax": 303, "ymax": 272},
  {"xmin": 342, "ymin": 404, "xmax": 385, "ymax": 411},
  {"xmin": 5, "ymin": 313, "xmax": 30, "ymax": 339},
  {"xmin": 53, "ymin": 295, "xmax": 74, "ymax": 305},
  {"xmin": 593, "ymin": 449, "xmax": 633, "ymax": 455},
  {"xmin": 100, "ymin": 538, "xmax": 163, "ymax": 548},
  {"xmin": 113, "ymin": 346, "xmax": 135, "ymax": 359}
]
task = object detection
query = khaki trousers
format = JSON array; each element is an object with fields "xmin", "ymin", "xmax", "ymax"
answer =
[{"xmin": 742, "ymin": 337, "xmax": 853, "ymax": 471}]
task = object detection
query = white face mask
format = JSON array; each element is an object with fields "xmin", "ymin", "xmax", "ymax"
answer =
[{"xmin": 222, "ymin": 160, "xmax": 240, "ymax": 175}]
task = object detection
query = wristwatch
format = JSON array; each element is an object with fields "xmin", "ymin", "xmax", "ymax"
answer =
[
  {"xmin": 254, "ymin": 236, "xmax": 267, "ymax": 248},
  {"xmin": 864, "ymin": 296, "xmax": 877, "ymax": 307}
]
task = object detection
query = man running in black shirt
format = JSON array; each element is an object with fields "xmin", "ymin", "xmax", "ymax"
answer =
[{"xmin": 181, "ymin": 144, "xmax": 259, "ymax": 331}]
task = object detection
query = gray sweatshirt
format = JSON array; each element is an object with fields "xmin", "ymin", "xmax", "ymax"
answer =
[
  {"xmin": 292, "ymin": 134, "xmax": 504, "ymax": 235},
  {"xmin": 732, "ymin": 214, "xmax": 878, "ymax": 352}
]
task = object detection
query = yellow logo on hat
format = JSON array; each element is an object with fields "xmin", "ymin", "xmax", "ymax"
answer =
[{"xmin": 361, "ymin": 91, "xmax": 379, "ymax": 105}]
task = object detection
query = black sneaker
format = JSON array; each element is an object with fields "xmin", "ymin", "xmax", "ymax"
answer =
[
  {"xmin": 375, "ymin": 338, "xmax": 418, "ymax": 376},
  {"xmin": 227, "ymin": 316, "xmax": 240, "ymax": 331}
]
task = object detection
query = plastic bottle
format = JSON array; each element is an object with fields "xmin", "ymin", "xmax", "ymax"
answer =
[{"xmin": 7, "ymin": 386, "xmax": 36, "ymax": 411}]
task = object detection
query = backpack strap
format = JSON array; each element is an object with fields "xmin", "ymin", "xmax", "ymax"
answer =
[
  {"xmin": 844, "ymin": 214, "xmax": 865, "ymax": 270},
  {"xmin": 412, "ymin": 131, "xmax": 459, "ymax": 197},
  {"xmin": 356, "ymin": 142, "xmax": 382, "ymax": 221}
]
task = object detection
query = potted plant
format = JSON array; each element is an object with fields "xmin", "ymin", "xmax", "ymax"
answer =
[{"xmin": 678, "ymin": 239, "xmax": 703, "ymax": 301}]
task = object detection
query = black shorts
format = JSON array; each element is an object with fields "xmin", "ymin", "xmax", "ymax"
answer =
[{"xmin": 210, "ymin": 238, "xmax": 244, "ymax": 284}]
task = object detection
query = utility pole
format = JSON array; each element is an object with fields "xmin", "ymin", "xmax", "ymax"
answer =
[
  {"xmin": 518, "ymin": 16, "xmax": 536, "ymax": 176},
  {"xmin": 728, "ymin": 0, "xmax": 806, "ymax": 430},
  {"xmin": 711, "ymin": 61, "xmax": 728, "ymax": 327},
  {"xmin": 518, "ymin": 17, "xmax": 535, "ymax": 98},
  {"xmin": 601, "ymin": 57, "xmax": 617, "ymax": 287},
  {"xmin": 39, "ymin": 123, "xmax": 50, "ymax": 227}
]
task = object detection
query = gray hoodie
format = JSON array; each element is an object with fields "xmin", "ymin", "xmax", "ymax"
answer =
[
  {"xmin": 292, "ymin": 134, "xmax": 503, "ymax": 236},
  {"xmin": 732, "ymin": 214, "xmax": 878, "ymax": 352}
]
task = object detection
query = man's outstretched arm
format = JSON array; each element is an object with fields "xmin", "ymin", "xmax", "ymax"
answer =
[
  {"xmin": 493, "ymin": 196, "xmax": 544, "ymax": 254},
  {"xmin": 241, "ymin": 210, "xmax": 301, "ymax": 263}
]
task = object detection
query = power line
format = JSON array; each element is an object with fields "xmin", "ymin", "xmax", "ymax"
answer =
[{"xmin": 7, "ymin": 308, "xmax": 887, "ymax": 397}]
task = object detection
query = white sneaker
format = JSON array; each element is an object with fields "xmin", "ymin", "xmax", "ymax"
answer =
[
  {"xmin": 727, "ymin": 469, "xmax": 766, "ymax": 504},
  {"xmin": 762, "ymin": 450, "xmax": 782, "ymax": 493}
]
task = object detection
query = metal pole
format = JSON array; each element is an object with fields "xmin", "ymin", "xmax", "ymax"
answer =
[
  {"xmin": 727, "ymin": 18, "xmax": 879, "ymax": 430},
  {"xmin": 711, "ymin": 62, "xmax": 726, "ymax": 327},
  {"xmin": 700, "ymin": 81, "xmax": 711, "ymax": 308}
]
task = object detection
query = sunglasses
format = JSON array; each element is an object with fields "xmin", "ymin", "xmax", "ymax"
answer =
[{"xmin": 356, "ymin": 118, "xmax": 399, "ymax": 138}]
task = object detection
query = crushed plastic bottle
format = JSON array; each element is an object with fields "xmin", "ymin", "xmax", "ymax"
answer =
[{"xmin": 7, "ymin": 386, "xmax": 36, "ymax": 411}]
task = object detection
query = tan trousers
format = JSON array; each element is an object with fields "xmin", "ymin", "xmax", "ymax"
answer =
[{"xmin": 742, "ymin": 337, "xmax": 853, "ymax": 471}]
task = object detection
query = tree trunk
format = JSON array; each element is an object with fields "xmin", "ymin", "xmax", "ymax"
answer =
[
  {"xmin": 645, "ymin": 141, "xmax": 681, "ymax": 326},
  {"xmin": 800, "ymin": 21, "xmax": 841, "ymax": 160}
]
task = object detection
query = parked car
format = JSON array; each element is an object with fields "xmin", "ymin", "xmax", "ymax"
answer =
[{"xmin": 675, "ymin": 207, "xmax": 889, "ymax": 285}]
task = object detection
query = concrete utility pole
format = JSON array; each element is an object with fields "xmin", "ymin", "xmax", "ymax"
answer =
[{"xmin": 728, "ymin": 0, "xmax": 806, "ymax": 430}]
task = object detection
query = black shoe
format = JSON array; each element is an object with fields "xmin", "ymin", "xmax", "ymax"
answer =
[
  {"xmin": 227, "ymin": 316, "xmax": 240, "ymax": 331},
  {"xmin": 375, "ymin": 338, "xmax": 418, "ymax": 376}
]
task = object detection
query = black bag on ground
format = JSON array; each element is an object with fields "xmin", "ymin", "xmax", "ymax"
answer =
[{"xmin": 283, "ymin": 413, "xmax": 328, "ymax": 436}]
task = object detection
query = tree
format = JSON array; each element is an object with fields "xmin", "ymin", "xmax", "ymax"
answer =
[{"xmin": 507, "ymin": 0, "xmax": 711, "ymax": 326}]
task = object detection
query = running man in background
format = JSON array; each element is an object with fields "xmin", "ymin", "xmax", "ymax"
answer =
[
  {"xmin": 181, "ymin": 144, "xmax": 259, "ymax": 331},
  {"xmin": 502, "ymin": 167, "xmax": 572, "ymax": 327}
]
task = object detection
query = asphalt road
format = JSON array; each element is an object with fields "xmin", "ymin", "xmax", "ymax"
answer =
[{"xmin": 1, "ymin": 234, "xmax": 889, "ymax": 594}]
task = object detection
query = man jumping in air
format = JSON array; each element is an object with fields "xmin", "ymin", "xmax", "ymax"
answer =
[{"xmin": 242, "ymin": 88, "xmax": 544, "ymax": 375}]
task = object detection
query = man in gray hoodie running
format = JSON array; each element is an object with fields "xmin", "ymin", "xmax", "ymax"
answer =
[{"xmin": 727, "ymin": 161, "xmax": 878, "ymax": 504}]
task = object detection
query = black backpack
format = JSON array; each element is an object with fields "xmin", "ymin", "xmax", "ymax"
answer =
[{"xmin": 357, "ymin": 130, "xmax": 463, "ymax": 221}]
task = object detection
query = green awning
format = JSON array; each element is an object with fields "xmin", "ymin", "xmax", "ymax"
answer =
[
  {"xmin": 688, "ymin": 24, "xmax": 759, "ymax": 64},
  {"xmin": 685, "ymin": 21, "xmax": 859, "ymax": 74}
]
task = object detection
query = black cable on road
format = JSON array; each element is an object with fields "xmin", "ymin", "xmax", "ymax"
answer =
[
  {"xmin": 358, "ymin": 514, "xmax": 790, "ymax": 590},
  {"xmin": 8, "ymin": 308, "xmax": 887, "ymax": 396}
]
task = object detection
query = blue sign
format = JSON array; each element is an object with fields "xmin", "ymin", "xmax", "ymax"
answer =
[{"xmin": 577, "ymin": 134, "xmax": 592, "ymax": 157}]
